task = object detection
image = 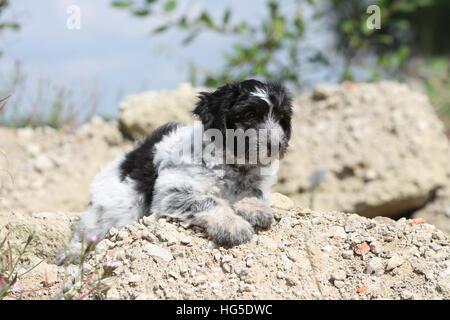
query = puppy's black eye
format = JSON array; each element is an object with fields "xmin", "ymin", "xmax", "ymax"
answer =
[{"xmin": 246, "ymin": 111, "xmax": 256, "ymax": 118}]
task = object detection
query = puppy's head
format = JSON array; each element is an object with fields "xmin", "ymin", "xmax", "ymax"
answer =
[{"xmin": 193, "ymin": 79, "xmax": 293, "ymax": 165}]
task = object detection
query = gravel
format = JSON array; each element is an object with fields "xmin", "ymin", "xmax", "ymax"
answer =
[{"xmin": 12, "ymin": 199, "xmax": 449, "ymax": 300}]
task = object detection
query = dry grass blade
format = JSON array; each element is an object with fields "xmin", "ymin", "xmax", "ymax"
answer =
[{"xmin": 0, "ymin": 95, "xmax": 11, "ymax": 112}]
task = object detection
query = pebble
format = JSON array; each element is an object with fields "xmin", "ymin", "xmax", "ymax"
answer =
[
  {"xmin": 144, "ymin": 244, "xmax": 173, "ymax": 262},
  {"xmin": 192, "ymin": 276, "xmax": 207, "ymax": 286},
  {"xmin": 386, "ymin": 255, "xmax": 404, "ymax": 271},
  {"xmin": 429, "ymin": 243, "xmax": 441, "ymax": 251},
  {"xmin": 330, "ymin": 270, "xmax": 346, "ymax": 281},
  {"xmin": 401, "ymin": 290, "xmax": 413, "ymax": 300},
  {"xmin": 116, "ymin": 230, "xmax": 129, "ymax": 241},
  {"xmin": 365, "ymin": 257, "xmax": 384, "ymax": 276},
  {"xmin": 285, "ymin": 277, "xmax": 298, "ymax": 287},
  {"xmin": 142, "ymin": 216, "xmax": 155, "ymax": 227},
  {"xmin": 108, "ymin": 227, "xmax": 119, "ymax": 237},
  {"xmin": 342, "ymin": 250, "xmax": 354, "ymax": 259},
  {"xmin": 214, "ymin": 253, "xmax": 222, "ymax": 262},
  {"xmin": 180, "ymin": 237, "xmax": 192, "ymax": 245},
  {"xmin": 33, "ymin": 155, "xmax": 54, "ymax": 172},
  {"xmin": 222, "ymin": 255, "xmax": 233, "ymax": 263},
  {"xmin": 239, "ymin": 283, "xmax": 255, "ymax": 292}
]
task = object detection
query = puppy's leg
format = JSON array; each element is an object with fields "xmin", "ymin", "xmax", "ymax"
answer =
[
  {"xmin": 233, "ymin": 197, "xmax": 274, "ymax": 230},
  {"xmin": 152, "ymin": 170, "xmax": 254, "ymax": 246},
  {"xmin": 191, "ymin": 203, "xmax": 254, "ymax": 247}
]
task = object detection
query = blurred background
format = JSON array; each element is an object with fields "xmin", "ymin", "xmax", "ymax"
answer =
[{"xmin": 1, "ymin": 0, "xmax": 449, "ymax": 128}]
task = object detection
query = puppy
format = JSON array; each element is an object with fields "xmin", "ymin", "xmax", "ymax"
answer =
[{"xmin": 56, "ymin": 79, "xmax": 292, "ymax": 265}]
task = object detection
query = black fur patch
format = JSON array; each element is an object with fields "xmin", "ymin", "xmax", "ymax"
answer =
[{"xmin": 119, "ymin": 122, "xmax": 180, "ymax": 214}]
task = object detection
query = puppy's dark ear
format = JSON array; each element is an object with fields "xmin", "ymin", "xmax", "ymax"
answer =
[
  {"xmin": 193, "ymin": 91, "xmax": 215, "ymax": 129},
  {"xmin": 193, "ymin": 83, "xmax": 241, "ymax": 130}
]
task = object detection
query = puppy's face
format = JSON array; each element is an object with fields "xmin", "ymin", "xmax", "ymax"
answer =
[{"xmin": 193, "ymin": 80, "xmax": 293, "ymax": 166}]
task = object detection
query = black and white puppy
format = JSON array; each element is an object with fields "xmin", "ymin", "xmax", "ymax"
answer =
[{"xmin": 56, "ymin": 79, "xmax": 292, "ymax": 265}]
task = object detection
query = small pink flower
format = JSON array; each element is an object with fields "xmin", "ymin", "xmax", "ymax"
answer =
[
  {"xmin": 12, "ymin": 285, "xmax": 22, "ymax": 293},
  {"xmin": 88, "ymin": 235, "xmax": 98, "ymax": 243}
]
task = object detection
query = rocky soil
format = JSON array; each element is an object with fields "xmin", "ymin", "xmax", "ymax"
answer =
[{"xmin": 7, "ymin": 194, "xmax": 450, "ymax": 300}]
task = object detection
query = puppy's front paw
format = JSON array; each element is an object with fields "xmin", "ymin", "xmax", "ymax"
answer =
[
  {"xmin": 211, "ymin": 216, "xmax": 254, "ymax": 247},
  {"xmin": 195, "ymin": 206, "xmax": 254, "ymax": 247},
  {"xmin": 233, "ymin": 197, "xmax": 274, "ymax": 230}
]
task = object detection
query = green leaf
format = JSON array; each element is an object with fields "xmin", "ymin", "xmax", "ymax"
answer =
[
  {"xmin": 153, "ymin": 25, "xmax": 169, "ymax": 33},
  {"xmin": 111, "ymin": 1, "xmax": 133, "ymax": 8},
  {"xmin": 182, "ymin": 32, "xmax": 198, "ymax": 45},
  {"xmin": 223, "ymin": 9, "xmax": 231, "ymax": 25},
  {"xmin": 133, "ymin": 9, "xmax": 150, "ymax": 16},
  {"xmin": 164, "ymin": 0, "xmax": 177, "ymax": 12},
  {"xmin": 294, "ymin": 16, "xmax": 304, "ymax": 35},
  {"xmin": 396, "ymin": 45, "xmax": 410, "ymax": 65},
  {"xmin": 178, "ymin": 17, "xmax": 188, "ymax": 29},
  {"xmin": 198, "ymin": 11, "xmax": 215, "ymax": 28}
]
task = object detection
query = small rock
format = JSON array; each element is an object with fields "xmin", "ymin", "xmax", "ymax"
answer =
[
  {"xmin": 180, "ymin": 237, "xmax": 192, "ymax": 245},
  {"xmin": 285, "ymin": 277, "xmax": 298, "ymax": 287},
  {"xmin": 239, "ymin": 283, "xmax": 255, "ymax": 292},
  {"xmin": 429, "ymin": 243, "xmax": 441, "ymax": 251},
  {"xmin": 271, "ymin": 193, "xmax": 295, "ymax": 211},
  {"xmin": 365, "ymin": 257, "xmax": 384, "ymax": 276},
  {"xmin": 144, "ymin": 244, "xmax": 173, "ymax": 262},
  {"xmin": 355, "ymin": 242, "xmax": 370, "ymax": 255},
  {"xmin": 331, "ymin": 270, "xmax": 346, "ymax": 281},
  {"xmin": 192, "ymin": 276, "xmax": 207, "ymax": 286},
  {"xmin": 342, "ymin": 250, "xmax": 354, "ymax": 259},
  {"xmin": 33, "ymin": 155, "xmax": 54, "ymax": 173},
  {"xmin": 142, "ymin": 215, "xmax": 156, "ymax": 227},
  {"xmin": 386, "ymin": 255, "xmax": 404, "ymax": 271},
  {"xmin": 401, "ymin": 290, "xmax": 413, "ymax": 300},
  {"xmin": 116, "ymin": 230, "xmax": 129, "ymax": 241}
]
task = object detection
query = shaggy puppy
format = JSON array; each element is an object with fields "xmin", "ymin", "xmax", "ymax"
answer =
[{"xmin": 56, "ymin": 79, "xmax": 292, "ymax": 265}]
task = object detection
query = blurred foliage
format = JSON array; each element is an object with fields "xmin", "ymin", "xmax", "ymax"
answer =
[
  {"xmin": 332, "ymin": 0, "xmax": 450, "ymax": 81},
  {"xmin": 112, "ymin": 0, "xmax": 315, "ymax": 88},
  {"xmin": 0, "ymin": 62, "xmax": 103, "ymax": 129},
  {"xmin": 0, "ymin": 0, "xmax": 20, "ymax": 58},
  {"xmin": 111, "ymin": 0, "xmax": 450, "ymax": 89},
  {"xmin": 421, "ymin": 57, "xmax": 450, "ymax": 128}
]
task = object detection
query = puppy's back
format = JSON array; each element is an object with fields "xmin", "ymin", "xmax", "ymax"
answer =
[{"xmin": 119, "ymin": 122, "xmax": 181, "ymax": 212}]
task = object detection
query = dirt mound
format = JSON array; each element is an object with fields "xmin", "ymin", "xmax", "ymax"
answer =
[
  {"xmin": 278, "ymin": 81, "xmax": 450, "ymax": 217},
  {"xmin": 10, "ymin": 194, "xmax": 450, "ymax": 300},
  {"xmin": 118, "ymin": 83, "xmax": 204, "ymax": 139},
  {"xmin": 0, "ymin": 211, "xmax": 79, "ymax": 260},
  {"xmin": 0, "ymin": 117, "xmax": 131, "ymax": 214}
]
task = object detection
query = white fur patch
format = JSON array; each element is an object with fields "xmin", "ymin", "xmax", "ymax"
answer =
[{"xmin": 251, "ymin": 88, "xmax": 272, "ymax": 108}]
